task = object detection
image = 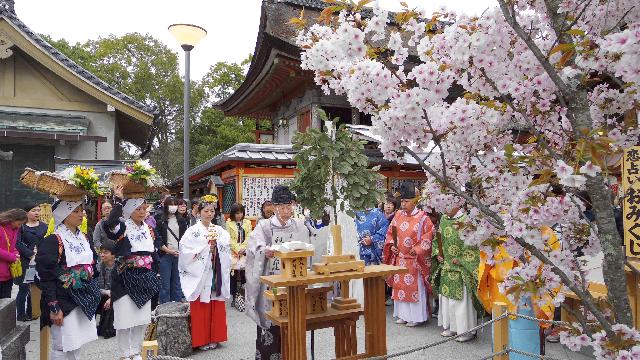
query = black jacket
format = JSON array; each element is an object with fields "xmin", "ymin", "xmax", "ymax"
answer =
[
  {"xmin": 16, "ymin": 222, "xmax": 47, "ymax": 285},
  {"xmin": 17, "ymin": 222, "xmax": 47, "ymax": 260},
  {"xmin": 35, "ymin": 232, "xmax": 98, "ymax": 329},
  {"xmin": 103, "ymin": 197, "xmax": 160, "ymax": 303},
  {"xmin": 154, "ymin": 215, "xmax": 188, "ymax": 256}
]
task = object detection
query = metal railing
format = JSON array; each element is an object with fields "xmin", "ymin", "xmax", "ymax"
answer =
[{"xmin": 364, "ymin": 302, "xmax": 576, "ymax": 360}]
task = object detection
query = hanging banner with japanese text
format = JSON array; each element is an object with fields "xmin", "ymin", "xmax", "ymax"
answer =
[{"xmin": 623, "ymin": 146, "xmax": 640, "ymax": 258}]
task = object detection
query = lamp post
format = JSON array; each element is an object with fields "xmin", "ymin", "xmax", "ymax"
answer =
[{"xmin": 168, "ymin": 23, "xmax": 207, "ymax": 203}]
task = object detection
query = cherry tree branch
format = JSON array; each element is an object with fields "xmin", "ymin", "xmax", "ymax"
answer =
[
  {"xmin": 403, "ymin": 145, "xmax": 615, "ymax": 336},
  {"xmin": 561, "ymin": 302, "xmax": 594, "ymax": 337},
  {"xmin": 602, "ymin": 5, "xmax": 635, "ymax": 36},
  {"xmin": 497, "ymin": 0, "xmax": 571, "ymax": 99},
  {"xmin": 478, "ymin": 68, "xmax": 562, "ymax": 161}
]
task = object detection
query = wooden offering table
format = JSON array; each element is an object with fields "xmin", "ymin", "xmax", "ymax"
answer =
[{"xmin": 261, "ymin": 264, "xmax": 407, "ymax": 360}]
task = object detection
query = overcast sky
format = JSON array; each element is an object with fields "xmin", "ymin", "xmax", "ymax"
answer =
[{"xmin": 15, "ymin": 0, "xmax": 496, "ymax": 80}]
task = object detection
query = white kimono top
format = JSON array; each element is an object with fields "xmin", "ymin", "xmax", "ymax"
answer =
[
  {"xmin": 178, "ymin": 221, "xmax": 231, "ymax": 302},
  {"xmin": 245, "ymin": 216, "xmax": 309, "ymax": 328}
]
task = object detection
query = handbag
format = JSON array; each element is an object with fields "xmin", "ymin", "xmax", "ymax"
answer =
[
  {"xmin": 97, "ymin": 307, "xmax": 116, "ymax": 339},
  {"xmin": 23, "ymin": 265, "xmax": 37, "ymax": 284},
  {"xmin": 234, "ymin": 276, "xmax": 246, "ymax": 312},
  {"xmin": 3, "ymin": 228, "xmax": 22, "ymax": 279}
]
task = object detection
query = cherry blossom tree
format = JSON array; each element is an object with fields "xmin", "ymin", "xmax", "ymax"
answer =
[{"xmin": 293, "ymin": 0, "xmax": 640, "ymax": 358}]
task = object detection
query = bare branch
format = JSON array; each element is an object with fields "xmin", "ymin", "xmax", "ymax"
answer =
[
  {"xmin": 560, "ymin": 303, "xmax": 594, "ymax": 337},
  {"xmin": 603, "ymin": 6, "xmax": 635, "ymax": 35}
]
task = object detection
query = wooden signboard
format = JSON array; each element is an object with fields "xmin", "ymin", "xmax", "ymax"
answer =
[
  {"xmin": 241, "ymin": 176, "xmax": 292, "ymax": 218},
  {"xmin": 624, "ymin": 146, "xmax": 640, "ymax": 258}
]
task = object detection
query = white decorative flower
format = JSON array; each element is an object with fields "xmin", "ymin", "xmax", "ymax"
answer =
[
  {"xmin": 399, "ymin": 221, "xmax": 410, "ymax": 232},
  {"xmin": 397, "ymin": 290, "xmax": 405, "ymax": 300},
  {"xmin": 137, "ymin": 159, "xmax": 153, "ymax": 170},
  {"xmin": 559, "ymin": 175, "xmax": 587, "ymax": 188},
  {"xmin": 579, "ymin": 161, "xmax": 601, "ymax": 177},
  {"xmin": 404, "ymin": 274, "xmax": 414, "ymax": 285}
]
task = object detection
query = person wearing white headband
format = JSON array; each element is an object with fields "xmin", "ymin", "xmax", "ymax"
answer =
[
  {"xmin": 102, "ymin": 185, "xmax": 160, "ymax": 360},
  {"xmin": 36, "ymin": 199, "xmax": 101, "ymax": 360}
]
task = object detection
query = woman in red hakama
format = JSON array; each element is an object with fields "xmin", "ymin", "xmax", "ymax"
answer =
[{"xmin": 179, "ymin": 195, "xmax": 231, "ymax": 350}]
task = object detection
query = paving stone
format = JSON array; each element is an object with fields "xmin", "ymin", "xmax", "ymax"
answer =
[{"xmin": 21, "ymin": 300, "xmax": 596, "ymax": 360}]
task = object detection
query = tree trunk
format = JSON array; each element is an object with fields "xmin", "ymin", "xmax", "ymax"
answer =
[
  {"xmin": 587, "ymin": 176, "xmax": 633, "ymax": 326},
  {"xmin": 570, "ymin": 87, "xmax": 633, "ymax": 327}
]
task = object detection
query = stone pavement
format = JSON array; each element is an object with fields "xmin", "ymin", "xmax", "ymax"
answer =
[{"xmin": 21, "ymin": 299, "xmax": 595, "ymax": 360}]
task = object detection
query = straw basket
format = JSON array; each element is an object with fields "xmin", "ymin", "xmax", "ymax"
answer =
[
  {"xmin": 20, "ymin": 168, "xmax": 38, "ymax": 188},
  {"xmin": 108, "ymin": 171, "xmax": 148, "ymax": 198},
  {"xmin": 20, "ymin": 168, "xmax": 86, "ymax": 201}
]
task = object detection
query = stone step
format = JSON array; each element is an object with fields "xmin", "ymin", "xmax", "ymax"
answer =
[
  {"xmin": 0, "ymin": 299, "xmax": 17, "ymax": 339},
  {"xmin": 0, "ymin": 323, "xmax": 30, "ymax": 360}
]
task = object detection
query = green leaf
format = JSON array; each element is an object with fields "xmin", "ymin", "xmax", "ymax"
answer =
[
  {"xmin": 549, "ymin": 43, "xmax": 574, "ymax": 56},
  {"xmin": 565, "ymin": 29, "xmax": 586, "ymax": 37}
]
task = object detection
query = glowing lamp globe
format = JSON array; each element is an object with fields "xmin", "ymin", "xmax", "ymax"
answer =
[{"xmin": 168, "ymin": 24, "xmax": 207, "ymax": 51}]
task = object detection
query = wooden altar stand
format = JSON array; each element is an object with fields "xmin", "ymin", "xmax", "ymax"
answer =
[{"xmin": 261, "ymin": 264, "xmax": 407, "ymax": 360}]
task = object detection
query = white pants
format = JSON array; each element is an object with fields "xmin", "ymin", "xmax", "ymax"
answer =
[
  {"xmin": 116, "ymin": 324, "xmax": 147, "ymax": 358},
  {"xmin": 51, "ymin": 307, "xmax": 97, "ymax": 359},
  {"xmin": 114, "ymin": 296, "xmax": 151, "ymax": 330},
  {"xmin": 438, "ymin": 285, "xmax": 477, "ymax": 334},
  {"xmin": 393, "ymin": 274, "xmax": 429, "ymax": 323}
]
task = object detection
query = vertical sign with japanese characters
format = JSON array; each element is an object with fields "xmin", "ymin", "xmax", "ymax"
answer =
[{"xmin": 623, "ymin": 146, "xmax": 640, "ymax": 258}]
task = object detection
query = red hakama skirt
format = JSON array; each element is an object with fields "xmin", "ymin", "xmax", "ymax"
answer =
[{"xmin": 190, "ymin": 300, "xmax": 228, "ymax": 347}]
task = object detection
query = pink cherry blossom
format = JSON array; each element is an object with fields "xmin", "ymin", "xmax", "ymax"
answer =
[{"xmin": 296, "ymin": 2, "xmax": 640, "ymax": 357}]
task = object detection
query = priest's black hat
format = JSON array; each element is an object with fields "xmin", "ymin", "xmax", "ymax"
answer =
[
  {"xmin": 398, "ymin": 181, "xmax": 417, "ymax": 200},
  {"xmin": 271, "ymin": 185, "xmax": 295, "ymax": 205}
]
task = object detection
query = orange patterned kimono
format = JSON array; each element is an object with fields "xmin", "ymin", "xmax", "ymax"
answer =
[
  {"xmin": 477, "ymin": 227, "xmax": 560, "ymax": 327},
  {"xmin": 383, "ymin": 209, "xmax": 434, "ymax": 303}
]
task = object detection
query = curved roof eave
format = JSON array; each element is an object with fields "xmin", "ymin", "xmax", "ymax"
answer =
[{"xmin": 0, "ymin": 9, "xmax": 156, "ymax": 125}]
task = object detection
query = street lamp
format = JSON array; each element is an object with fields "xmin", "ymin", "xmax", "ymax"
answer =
[{"xmin": 168, "ymin": 24, "xmax": 207, "ymax": 203}]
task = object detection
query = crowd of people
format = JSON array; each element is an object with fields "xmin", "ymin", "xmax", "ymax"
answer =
[{"xmin": 0, "ymin": 179, "xmax": 572, "ymax": 359}]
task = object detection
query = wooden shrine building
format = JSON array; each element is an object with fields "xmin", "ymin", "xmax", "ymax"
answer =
[{"xmin": 172, "ymin": 0, "xmax": 426, "ymax": 219}]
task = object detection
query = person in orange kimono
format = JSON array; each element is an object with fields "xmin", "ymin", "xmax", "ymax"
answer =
[{"xmin": 383, "ymin": 181, "xmax": 434, "ymax": 327}]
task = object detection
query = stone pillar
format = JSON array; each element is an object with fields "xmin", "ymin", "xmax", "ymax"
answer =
[
  {"xmin": 155, "ymin": 301, "xmax": 192, "ymax": 358},
  {"xmin": 0, "ymin": 299, "xmax": 31, "ymax": 360}
]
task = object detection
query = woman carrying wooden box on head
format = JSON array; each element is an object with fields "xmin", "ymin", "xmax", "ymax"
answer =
[
  {"xmin": 27, "ymin": 166, "xmax": 103, "ymax": 360},
  {"xmin": 103, "ymin": 184, "xmax": 161, "ymax": 360},
  {"xmin": 178, "ymin": 194, "xmax": 231, "ymax": 351}
]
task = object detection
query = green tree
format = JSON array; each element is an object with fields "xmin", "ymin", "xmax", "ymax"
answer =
[
  {"xmin": 189, "ymin": 56, "xmax": 255, "ymax": 167},
  {"xmin": 190, "ymin": 110, "xmax": 256, "ymax": 166},
  {"xmin": 45, "ymin": 35, "xmax": 256, "ymax": 181},
  {"xmin": 45, "ymin": 33, "xmax": 185, "ymax": 179}
]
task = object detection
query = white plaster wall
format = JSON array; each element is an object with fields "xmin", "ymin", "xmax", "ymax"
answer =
[{"xmin": 288, "ymin": 115, "xmax": 297, "ymax": 143}]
